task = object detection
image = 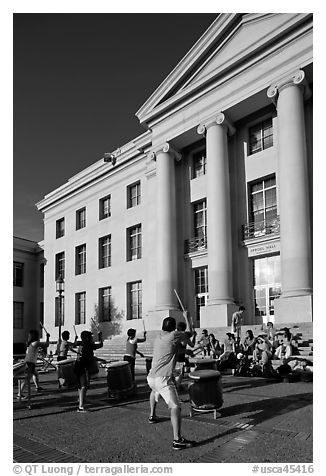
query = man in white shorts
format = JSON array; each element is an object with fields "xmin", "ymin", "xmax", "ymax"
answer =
[{"xmin": 147, "ymin": 311, "xmax": 196, "ymax": 450}]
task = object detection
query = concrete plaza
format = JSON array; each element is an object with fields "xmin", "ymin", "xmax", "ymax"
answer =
[{"xmin": 13, "ymin": 368, "xmax": 312, "ymax": 464}]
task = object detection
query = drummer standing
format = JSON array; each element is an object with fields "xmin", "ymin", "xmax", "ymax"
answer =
[
  {"xmin": 57, "ymin": 330, "xmax": 78, "ymax": 361},
  {"xmin": 17, "ymin": 329, "xmax": 50, "ymax": 399},
  {"xmin": 147, "ymin": 311, "xmax": 196, "ymax": 450},
  {"xmin": 57, "ymin": 330, "xmax": 78, "ymax": 388},
  {"xmin": 123, "ymin": 328, "xmax": 146, "ymax": 381},
  {"xmin": 74, "ymin": 330, "xmax": 103, "ymax": 412}
]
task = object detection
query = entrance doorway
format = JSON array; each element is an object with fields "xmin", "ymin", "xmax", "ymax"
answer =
[{"xmin": 253, "ymin": 255, "xmax": 281, "ymax": 324}]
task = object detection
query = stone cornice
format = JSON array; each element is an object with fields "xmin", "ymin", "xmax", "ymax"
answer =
[
  {"xmin": 267, "ymin": 69, "xmax": 312, "ymax": 105},
  {"xmin": 197, "ymin": 112, "xmax": 236, "ymax": 136}
]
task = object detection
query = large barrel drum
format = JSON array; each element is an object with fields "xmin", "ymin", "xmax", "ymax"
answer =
[
  {"xmin": 106, "ymin": 361, "xmax": 133, "ymax": 397},
  {"xmin": 194, "ymin": 358, "xmax": 218, "ymax": 371},
  {"xmin": 56, "ymin": 358, "xmax": 78, "ymax": 387},
  {"xmin": 188, "ymin": 370, "xmax": 223, "ymax": 410}
]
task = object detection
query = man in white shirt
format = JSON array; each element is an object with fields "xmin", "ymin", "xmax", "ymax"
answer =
[{"xmin": 147, "ymin": 311, "xmax": 196, "ymax": 450}]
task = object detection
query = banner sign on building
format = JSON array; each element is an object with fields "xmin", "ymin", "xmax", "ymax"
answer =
[{"xmin": 248, "ymin": 241, "xmax": 280, "ymax": 257}]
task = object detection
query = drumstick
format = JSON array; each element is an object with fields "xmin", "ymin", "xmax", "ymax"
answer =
[
  {"xmin": 91, "ymin": 318, "xmax": 100, "ymax": 332},
  {"xmin": 40, "ymin": 321, "xmax": 49, "ymax": 335},
  {"xmin": 174, "ymin": 289, "xmax": 195, "ymax": 329},
  {"xmin": 174, "ymin": 289, "xmax": 186, "ymax": 312}
]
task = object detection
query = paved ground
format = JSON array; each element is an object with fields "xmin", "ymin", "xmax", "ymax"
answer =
[{"xmin": 13, "ymin": 368, "xmax": 313, "ymax": 463}]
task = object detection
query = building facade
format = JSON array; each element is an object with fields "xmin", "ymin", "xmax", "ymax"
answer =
[
  {"xmin": 37, "ymin": 13, "xmax": 313, "ymax": 338},
  {"xmin": 13, "ymin": 237, "xmax": 44, "ymax": 350}
]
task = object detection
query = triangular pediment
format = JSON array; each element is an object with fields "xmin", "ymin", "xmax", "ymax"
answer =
[{"xmin": 136, "ymin": 12, "xmax": 311, "ymax": 126}]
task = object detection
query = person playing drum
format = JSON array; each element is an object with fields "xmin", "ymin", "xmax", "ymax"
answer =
[
  {"xmin": 74, "ymin": 330, "xmax": 103, "ymax": 412},
  {"xmin": 123, "ymin": 328, "xmax": 147, "ymax": 381},
  {"xmin": 17, "ymin": 329, "xmax": 50, "ymax": 399},
  {"xmin": 57, "ymin": 330, "xmax": 78, "ymax": 362},
  {"xmin": 57, "ymin": 330, "xmax": 78, "ymax": 388},
  {"xmin": 147, "ymin": 311, "xmax": 196, "ymax": 450}
]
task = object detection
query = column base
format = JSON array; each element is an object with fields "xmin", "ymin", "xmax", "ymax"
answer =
[
  {"xmin": 274, "ymin": 294, "xmax": 313, "ymax": 324},
  {"xmin": 200, "ymin": 303, "xmax": 238, "ymax": 328},
  {"xmin": 146, "ymin": 309, "xmax": 185, "ymax": 331}
]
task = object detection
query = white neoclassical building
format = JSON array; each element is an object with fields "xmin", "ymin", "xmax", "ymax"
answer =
[{"xmin": 36, "ymin": 13, "xmax": 313, "ymax": 338}]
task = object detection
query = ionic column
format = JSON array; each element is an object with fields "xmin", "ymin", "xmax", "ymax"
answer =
[
  {"xmin": 197, "ymin": 113, "xmax": 235, "ymax": 305},
  {"xmin": 267, "ymin": 70, "xmax": 312, "ymax": 298},
  {"xmin": 150, "ymin": 143, "xmax": 181, "ymax": 310}
]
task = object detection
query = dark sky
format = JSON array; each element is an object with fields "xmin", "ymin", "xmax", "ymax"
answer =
[{"xmin": 13, "ymin": 13, "xmax": 218, "ymax": 242}]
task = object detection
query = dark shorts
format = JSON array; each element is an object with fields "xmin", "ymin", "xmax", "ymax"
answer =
[
  {"xmin": 25, "ymin": 362, "xmax": 36, "ymax": 374},
  {"xmin": 74, "ymin": 360, "xmax": 90, "ymax": 389}
]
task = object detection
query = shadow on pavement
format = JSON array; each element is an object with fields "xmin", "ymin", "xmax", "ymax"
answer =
[{"xmin": 219, "ymin": 391, "xmax": 312, "ymax": 425}]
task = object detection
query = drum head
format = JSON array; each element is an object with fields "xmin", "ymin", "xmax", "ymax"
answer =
[
  {"xmin": 189, "ymin": 369, "xmax": 221, "ymax": 381},
  {"xmin": 194, "ymin": 358, "xmax": 215, "ymax": 365},
  {"xmin": 107, "ymin": 361, "xmax": 129, "ymax": 369}
]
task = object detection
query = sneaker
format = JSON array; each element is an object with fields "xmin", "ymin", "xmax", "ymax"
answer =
[
  {"xmin": 173, "ymin": 437, "xmax": 194, "ymax": 450},
  {"xmin": 148, "ymin": 415, "xmax": 159, "ymax": 424},
  {"xmin": 77, "ymin": 407, "xmax": 88, "ymax": 413},
  {"xmin": 16, "ymin": 395, "xmax": 27, "ymax": 401},
  {"xmin": 36, "ymin": 387, "xmax": 44, "ymax": 392}
]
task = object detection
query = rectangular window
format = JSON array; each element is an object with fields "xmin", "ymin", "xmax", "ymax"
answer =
[
  {"xmin": 56, "ymin": 218, "xmax": 65, "ymax": 238},
  {"xmin": 250, "ymin": 175, "xmax": 277, "ymax": 227},
  {"xmin": 194, "ymin": 267, "xmax": 208, "ymax": 321},
  {"xmin": 40, "ymin": 263, "xmax": 44, "ymax": 288},
  {"xmin": 99, "ymin": 235, "xmax": 111, "ymax": 269},
  {"xmin": 13, "ymin": 302, "xmax": 24, "ymax": 329},
  {"xmin": 13, "ymin": 262, "xmax": 24, "ymax": 287},
  {"xmin": 55, "ymin": 252, "xmax": 65, "ymax": 280},
  {"xmin": 76, "ymin": 207, "xmax": 86, "ymax": 230},
  {"xmin": 99, "ymin": 286, "xmax": 112, "ymax": 322},
  {"xmin": 127, "ymin": 181, "xmax": 141, "ymax": 208},
  {"xmin": 75, "ymin": 292, "xmax": 86, "ymax": 325},
  {"xmin": 194, "ymin": 200, "xmax": 207, "ymax": 238},
  {"xmin": 55, "ymin": 296, "xmax": 65, "ymax": 327},
  {"xmin": 192, "ymin": 150, "xmax": 206, "ymax": 178},
  {"xmin": 249, "ymin": 117, "xmax": 273, "ymax": 155},
  {"xmin": 75, "ymin": 244, "xmax": 86, "ymax": 275},
  {"xmin": 127, "ymin": 281, "xmax": 142, "ymax": 320},
  {"xmin": 99, "ymin": 195, "xmax": 111, "ymax": 220},
  {"xmin": 127, "ymin": 224, "xmax": 142, "ymax": 261}
]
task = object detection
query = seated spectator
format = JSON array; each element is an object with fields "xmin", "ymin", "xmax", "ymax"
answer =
[
  {"xmin": 275, "ymin": 327, "xmax": 295, "ymax": 360},
  {"xmin": 208, "ymin": 334, "xmax": 222, "ymax": 359},
  {"xmin": 193, "ymin": 329, "xmax": 210, "ymax": 356},
  {"xmin": 242, "ymin": 330, "xmax": 256, "ymax": 357},
  {"xmin": 253, "ymin": 335, "xmax": 273, "ymax": 365},
  {"xmin": 217, "ymin": 333, "xmax": 237, "ymax": 370}
]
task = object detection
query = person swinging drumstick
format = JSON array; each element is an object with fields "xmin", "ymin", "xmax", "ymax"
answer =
[
  {"xmin": 123, "ymin": 328, "xmax": 147, "ymax": 381},
  {"xmin": 17, "ymin": 329, "xmax": 50, "ymax": 399},
  {"xmin": 147, "ymin": 309, "xmax": 196, "ymax": 450},
  {"xmin": 73, "ymin": 329, "xmax": 103, "ymax": 412}
]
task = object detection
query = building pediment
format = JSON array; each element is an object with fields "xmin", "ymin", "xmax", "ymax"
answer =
[{"xmin": 136, "ymin": 13, "xmax": 312, "ymax": 127}]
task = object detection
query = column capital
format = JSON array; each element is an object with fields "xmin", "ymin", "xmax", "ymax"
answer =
[
  {"xmin": 197, "ymin": 112, "xmax": 235, "ymax": 136},
  {"xmin": 267, "ymin": 69, "xmax": 311, "ymax": 105},
  {"xmin": 149, "ymin": 142, "xmax": 182, "ymax": 161}
]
